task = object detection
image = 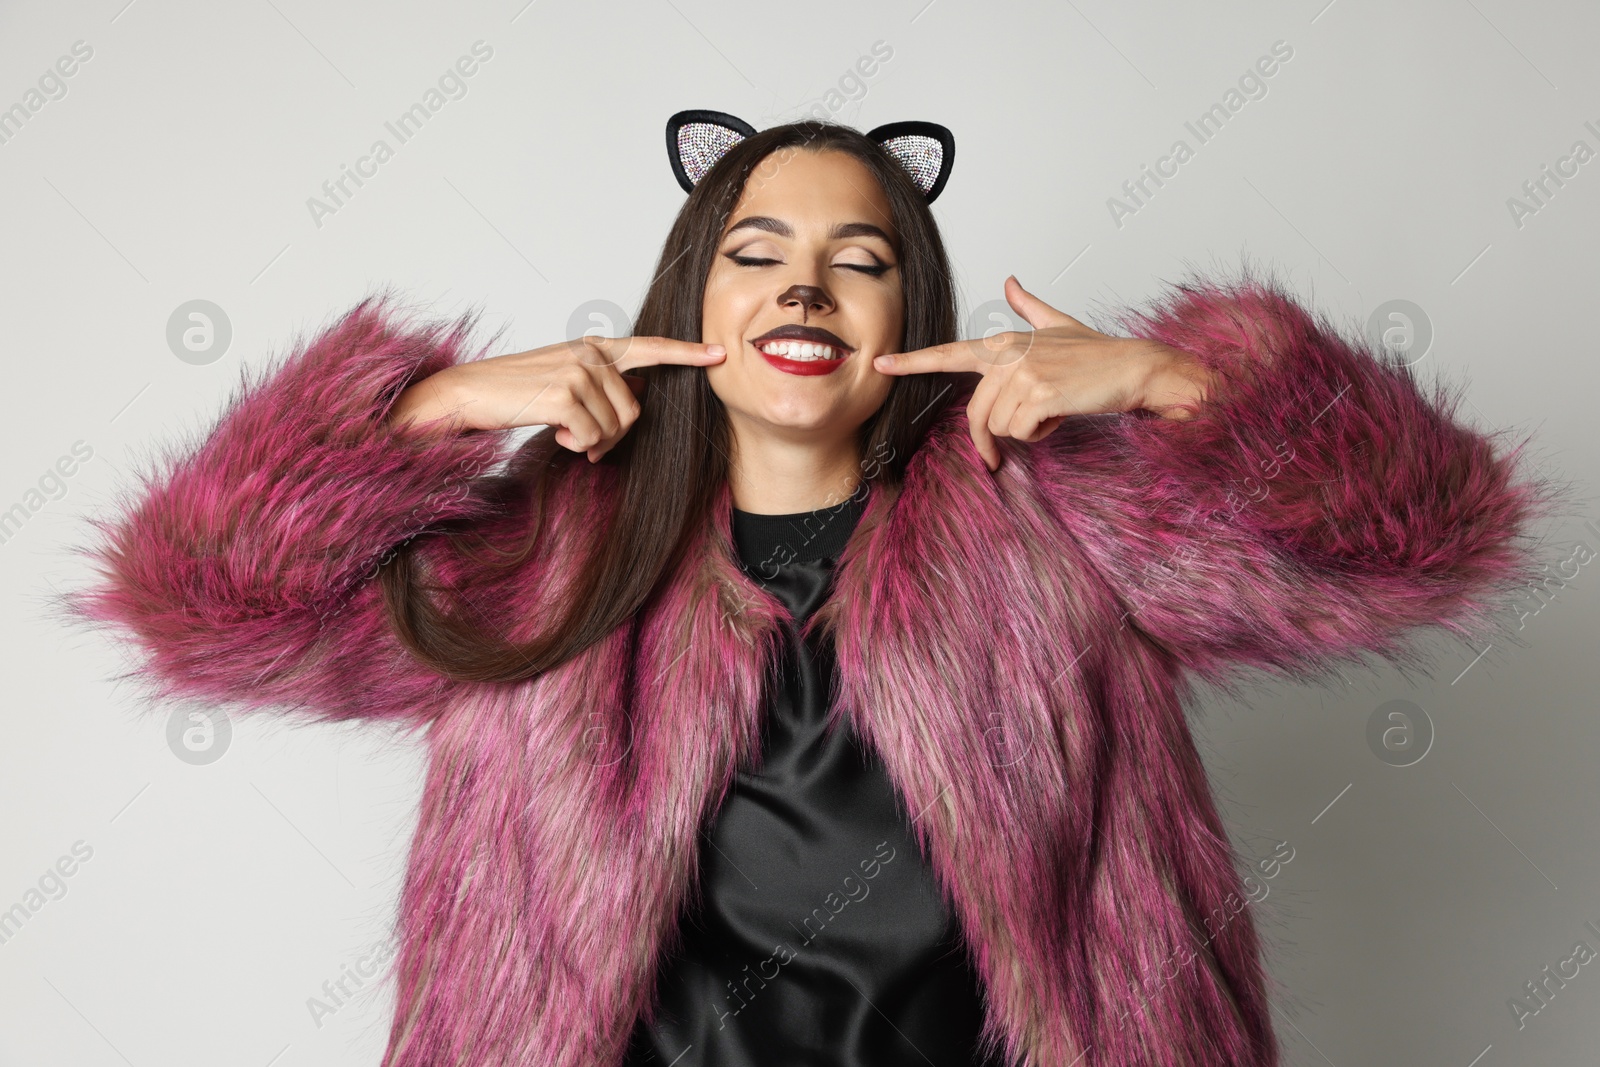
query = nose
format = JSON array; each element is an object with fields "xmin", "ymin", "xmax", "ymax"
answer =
[{"xmin": 776, "ymin": 283, "xmax": 834, "ymax": 318}]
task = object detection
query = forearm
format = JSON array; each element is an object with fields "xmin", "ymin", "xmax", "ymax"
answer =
[{"xmin": 389, "ymin": 366, "xmax": 474, "ymax": 436}]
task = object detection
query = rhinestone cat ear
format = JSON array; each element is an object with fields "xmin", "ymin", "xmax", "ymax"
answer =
[
  {"xmin": 666, "ymin": 111, "xmax": 955, "ymax": 203},
  {"xmin": 864, "ymin": 121, "xmax": 955, "ymax": 203},
  {"xmin": 666, "ymin": 110, "xmax": 758, "ymax": 194}
]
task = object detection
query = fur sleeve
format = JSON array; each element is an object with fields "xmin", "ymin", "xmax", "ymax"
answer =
[
  {"xmin": 54, "ymin": 293, "xmax": 516, "ymax": 729},
  {"xmin": 1035, "ymin": 267, "xmax": 1572, "ymax": 689}
]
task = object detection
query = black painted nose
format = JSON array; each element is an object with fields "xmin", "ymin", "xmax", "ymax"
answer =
[{"xmin": 776, "ymin": 284, "xmax": 833, "ymax": 315}]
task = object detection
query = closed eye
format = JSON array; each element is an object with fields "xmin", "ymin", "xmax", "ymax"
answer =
[{"xmin": 725, "ymin": 253, "xmax": 892, "ymax": 276}]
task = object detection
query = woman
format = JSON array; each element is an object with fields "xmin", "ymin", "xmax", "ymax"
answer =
[{"xmin": 60, "ymin": 115, "xmax": 1553, "ymax": 1067}]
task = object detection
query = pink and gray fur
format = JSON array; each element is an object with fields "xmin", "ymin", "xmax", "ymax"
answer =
[{"xmin": 56, "ymin": 266, "xmax": 1568, "ymax": 1065}]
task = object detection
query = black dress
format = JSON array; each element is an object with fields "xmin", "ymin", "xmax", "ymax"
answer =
[{"xmin": 622, "ymin": 493, "xmax": 1006, "ymax": 1067}]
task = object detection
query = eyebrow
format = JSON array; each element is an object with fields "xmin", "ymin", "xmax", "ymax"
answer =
[{"xmin": 724, "ymin": 215, "xmax": 895, "ymax": 246}]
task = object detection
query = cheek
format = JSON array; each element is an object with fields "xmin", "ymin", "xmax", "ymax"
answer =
[
  {"xmin": 866, "ymin": 287, "xmax": 906, "ymax": 353},
  {"xmin": 862, "ymin": 363, "xmax": 897, "ymax": 405},
  {"xmin": 701, "ymin": 271, "xmax": 762, "ymax": 342}
]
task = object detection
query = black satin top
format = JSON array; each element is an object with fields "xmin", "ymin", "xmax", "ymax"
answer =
[{"xmin": 622, "ymin": 493, "xmax": 1006, "ymax": 1067}]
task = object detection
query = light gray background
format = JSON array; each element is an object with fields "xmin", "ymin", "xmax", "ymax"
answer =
[{"xmin": 4, "ymin": 1, "xmax": 1597, "ymax": 1064}]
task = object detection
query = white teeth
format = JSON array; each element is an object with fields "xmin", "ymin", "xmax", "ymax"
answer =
[{"xmin": 759, "ymin": 340, "xmax": 841, "ymax": 361}]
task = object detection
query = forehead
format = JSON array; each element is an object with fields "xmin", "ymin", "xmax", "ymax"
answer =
[{"xmin": 725, "ymin": 148, "xmax": 894, "ymax": 236}]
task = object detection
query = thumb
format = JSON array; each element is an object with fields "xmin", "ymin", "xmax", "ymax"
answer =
[{"xmin": 1005, "ymin": 275, "xmax": 1082, "ymax": 331}]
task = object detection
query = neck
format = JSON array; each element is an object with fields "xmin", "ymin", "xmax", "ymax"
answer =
[{"xmin": 726, "ymin": 417, "xmax": 864, "ymax": 515}]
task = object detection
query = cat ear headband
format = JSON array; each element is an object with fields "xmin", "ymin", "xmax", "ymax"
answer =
[{"xmin": 666, "ymin": 109, "xmax": 955, "ymax": 203}]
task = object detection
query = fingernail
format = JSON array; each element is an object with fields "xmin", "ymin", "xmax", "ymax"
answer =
[
  {"xmin": 706, "ymin": 344, "xmax": 726, "ymax": 356},
  {"xmin": 873, "ymin": 354, "xmax": 892, "ymax": 368}
]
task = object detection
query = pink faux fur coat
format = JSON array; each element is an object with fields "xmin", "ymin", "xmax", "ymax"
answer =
[{"xmin": 61, "ymin": 273, "xmax": 1556, "ymax": 1067}]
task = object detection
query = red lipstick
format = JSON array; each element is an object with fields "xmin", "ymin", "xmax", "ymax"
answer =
[{"xmin": 748, "ymin": 324, "xmax": 853, "ymax": 377}]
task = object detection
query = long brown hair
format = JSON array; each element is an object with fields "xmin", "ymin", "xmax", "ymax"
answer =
[{"xmin": 379, "ymin": 119, "xmax": 963, "ymax": 683}]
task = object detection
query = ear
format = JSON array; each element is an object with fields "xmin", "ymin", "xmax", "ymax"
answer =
[
  {"xmin": 666, "ymin": 109, "xmax": 758, "ymax": 194},
  {"xmin": 866, "ymin": 120, "xmax": 955, "ymax": 203}
]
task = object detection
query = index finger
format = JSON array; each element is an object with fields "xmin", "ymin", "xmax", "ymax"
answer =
[
  {"xmin": 872, "ymin": 341, "xmax": 983, "ymax": 376},
  {"xmin": 586, "ymin": 335, "xmax": 726, "ymax": 372}
]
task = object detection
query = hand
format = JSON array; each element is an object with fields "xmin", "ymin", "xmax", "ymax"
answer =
[
  {"xmin": 389, "ymin": 335, "xmax": 727, "ymax": 462},
  {"xmin": 872, "ymin": 276, "xmax": 1215, "ymax": 471}
]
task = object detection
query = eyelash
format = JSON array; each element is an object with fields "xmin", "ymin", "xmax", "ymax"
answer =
[{"xmin": 726, "ymin": 253, "xmax": 891, "ymax": 277}]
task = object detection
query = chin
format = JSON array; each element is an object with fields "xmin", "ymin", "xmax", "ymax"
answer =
[
  {"xmin": 712, "ymin": 369, "xmax": 887, "ymax": 438},
  {"xmin": 750, "ymin": 398, "xmax": 847, "ymax": 434},
  {"xmin": 738, "ymin": 385, "xmax": 882, "ymax": 435}
]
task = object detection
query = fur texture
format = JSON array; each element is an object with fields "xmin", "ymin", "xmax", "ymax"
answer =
[{"xmin": 57, "ymin": 272, "xmax": 1565, "ymax": 1066}]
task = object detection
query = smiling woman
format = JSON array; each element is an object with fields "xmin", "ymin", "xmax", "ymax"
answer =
[
  {"xmin": 701, "ymin": 146, "xmax": 909, "ymax": 513},
  {"xmin": 360, "ymin": 118, "xmax": 968, "ymax": 686},
  {"xmin": 60, "ymin": 109, "xmax": 1558, "ymax": 1067}
]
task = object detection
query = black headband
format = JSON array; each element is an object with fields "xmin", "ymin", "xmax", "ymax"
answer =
[{"xmin": 666, "ymin": 109, "xmax": 955, "ymax": 203}]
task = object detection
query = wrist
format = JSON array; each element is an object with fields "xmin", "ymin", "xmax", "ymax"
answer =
[
  {"xmin": 1130, "ymin": 341, "xmax": 1211, "ymax": 421},
  {"xmin": 1124, "ymin": 339, "xmax": 1173, "ymax": 411},
  {"xmin": 390, "ymin": 369, "xmax": 472, "ymax": 435}
]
